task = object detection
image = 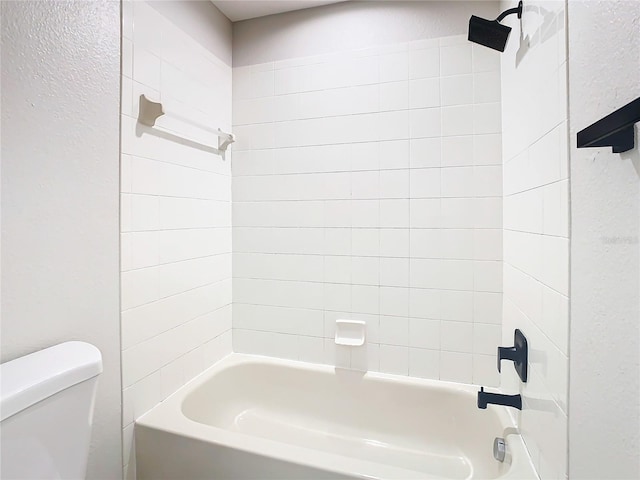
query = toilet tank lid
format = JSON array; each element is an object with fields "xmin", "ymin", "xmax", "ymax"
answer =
[{"xmin": 0, "ymin": 341, "xmax": 103, "ymax": 422}]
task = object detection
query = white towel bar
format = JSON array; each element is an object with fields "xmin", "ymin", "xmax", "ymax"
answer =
[{"xmin": 137, "ymin": 94, "xmax": 235, "ymax": 153}]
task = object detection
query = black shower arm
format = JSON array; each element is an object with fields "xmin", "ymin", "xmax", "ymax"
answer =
[{"xmin": 496, "ymin": 1, "xmax": 523, "ymax": 22}]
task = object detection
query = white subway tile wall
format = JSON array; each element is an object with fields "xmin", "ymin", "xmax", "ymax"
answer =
[
  {"xmin": 500, "ymin": 1, "xmax": 569, "ymax": 479},
  {"xmin": 120, "ymin": 2, "xmax": 232, "ymax": 477},
  {"xmin": 232, "ymin": 35, "xmax": 503, "ymax": 386}
]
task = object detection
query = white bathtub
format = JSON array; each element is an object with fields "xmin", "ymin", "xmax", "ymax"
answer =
[{"xmin": 136, "ymin": 354, "xmax": 537, "ymax": 479}]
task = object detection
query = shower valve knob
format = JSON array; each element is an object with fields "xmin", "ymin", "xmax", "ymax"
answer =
[{"xmin": 497, "ymin": 329, "xmax": 528, "ymax": 382}]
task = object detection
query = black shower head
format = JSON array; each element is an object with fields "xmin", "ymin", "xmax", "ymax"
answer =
[
  {"xmin": 468, "ymin": 1, "xmax": 523, "ymax": 52},
  {"xmin": 468, "ymin": 16, "xmax": 512, "ymax": 52}
]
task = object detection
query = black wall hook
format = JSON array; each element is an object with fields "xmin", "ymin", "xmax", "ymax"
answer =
[{"xmin": 497, "ymin": 329, "xmax": 528, "ymax": 382}]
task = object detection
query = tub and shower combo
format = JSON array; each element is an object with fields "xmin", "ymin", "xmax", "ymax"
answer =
[
  {"xmin": 136, "ymin": 4, "xmax": 539, "ymax": 478},
  {"xmin": 136, "ymin": 354, "xmax": 537, "ymax": 480}
]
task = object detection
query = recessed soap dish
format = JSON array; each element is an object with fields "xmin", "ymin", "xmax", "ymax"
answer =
[{"xmin": 335, "ymin": 320, "xmax": 366, "ymax": 346}]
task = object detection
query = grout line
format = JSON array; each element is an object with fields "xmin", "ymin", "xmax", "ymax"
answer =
[
  {"xmin": 124, "ymin": 192, "xmax": 232, "ymax": 201},
  {"xmin": 234, "ymin": 306, "xmax": 502, "ymax": 326},
  {"xmin": 123, "ymin": 226, "xmax": 232, "ymax": 233},
  {"xmin": 232, "ymin": 277, "xmax": 502, "ymax": 293},
  {"xmin": 230, "ymin": 131, "xmax": 502, "ymax": 151},
  {"xmin": 232, "ymin": 252, "xmax": 501, "ymax": 261},
  {"xmin": 122, "ymin": 327, "xmax": 233, "ymax": 389},
  {"xmin": 121, "ymin": 148, "xmax": 232, "ymax": 177},
  {"xmin": 505, "ymin": 262, "xmax": 569, "ymax": 300},
  {"xmin": 503, "ymin": 177, "xmax": 569, "ymax": 197},
  {"xmin": 504, "ymin": 228, "xmax": 569, "ymax": 240},
  {"xmin": 123, "ymin": 304, "xmax": 233, "ymax": 354},
  {"xmin": 231, "ymin": 164, "xmax": 502, "ymax": 178},
  {"xmin": 122, "ymin": 252, "xmax": 230, "ymax": 273},
  {"xmin": 231, "ymin": 98, "xmax": 502, "ymax": 127},
  {"xmin": 231, "ymin": 226, "xmax": 501, "ymax": 230},
  {"xmin": 121, "ymin": 277, "xmax": 232, "ymax": 313},
  {"xmin": 231, "ymin": 196, "xmax": 503, "ymax": 202}
]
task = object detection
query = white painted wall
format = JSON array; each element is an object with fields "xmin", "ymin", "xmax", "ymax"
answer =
[
  {"xmin": 232, "ymin": 2, "xmax": 504, "ymax": 386},
  {"xmin": 567, "ymin": 1, "xmax": 640, "ymax": 478},
  {"xmin": 499, "ymin": 1, "xmax": 569, "ymax": 479},
  {"xmin": 0, "ymin": 1, "xmax": 122, "ymax": 479},
  {"xmin": 120, "ymin": 1, "xmax": 233, "ymax": 477},
  {"xmin": 233, "ymin": 1, "xmax": 499, "ymax": 67}
]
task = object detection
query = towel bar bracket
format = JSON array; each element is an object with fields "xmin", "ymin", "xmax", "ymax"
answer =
[{"xmin": 137, "ymin": 94, "xmax": 235, "ymax": 153}]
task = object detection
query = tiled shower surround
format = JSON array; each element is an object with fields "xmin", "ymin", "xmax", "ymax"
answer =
[
  {"xmin": 500, "ymin": 1, "xmax": 569, "ymax": 478},
  {"xmin": 232, "ymin": 35, "xmax": 504, "ymax": 385},
  {"xmin": 119, "ymin": 1, "xmax": 232, "ymax": 476}
]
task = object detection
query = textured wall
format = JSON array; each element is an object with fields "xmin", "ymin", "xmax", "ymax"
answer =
[
  {"xmin": 568, "ymin": 1, "xmax": 640, "ymax": 478},
  {"xmin": 120, "ymin": 1, "xmax": 233, "ymax": 478},
  {"xmin": 499, "ymin": 1, "xmax": 569, "ymax": 478},
  {"xmin": 0, "ymin": 1, "xmax": 122, "ymax": 478}
]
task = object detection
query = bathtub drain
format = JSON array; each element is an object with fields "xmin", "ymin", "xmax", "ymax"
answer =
[{"xmin": 493, "ymin": 437, "xmax": 506, "ymax": 462}]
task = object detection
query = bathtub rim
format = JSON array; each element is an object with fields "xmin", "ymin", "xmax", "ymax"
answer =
[{"xmin": 135, "ymin": 353, "xmax": 539, "ymax": 480}]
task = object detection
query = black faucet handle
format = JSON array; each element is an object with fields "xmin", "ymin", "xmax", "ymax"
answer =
[
  {"xmin": 496, "ymin": 329, "xmax": 528, "ymax": 382},
  {"xmin": 497, "ymin": 346, "xmax": 517, "ymax": 372}
]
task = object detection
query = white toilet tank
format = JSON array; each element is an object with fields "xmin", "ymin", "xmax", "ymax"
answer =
[{"xmin": 0, "ymin": 341, "xmax": 103, "ymax": 480}]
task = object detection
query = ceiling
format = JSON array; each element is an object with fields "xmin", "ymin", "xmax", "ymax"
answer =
[{"xmin": 212, "ymin": 0, "xmax": 347, "ymax": 22}]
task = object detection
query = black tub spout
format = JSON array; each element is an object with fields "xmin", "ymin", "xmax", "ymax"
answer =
[{"xmin": 477, "ymin": 387, "xmax": 522, "ymax": 410}]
